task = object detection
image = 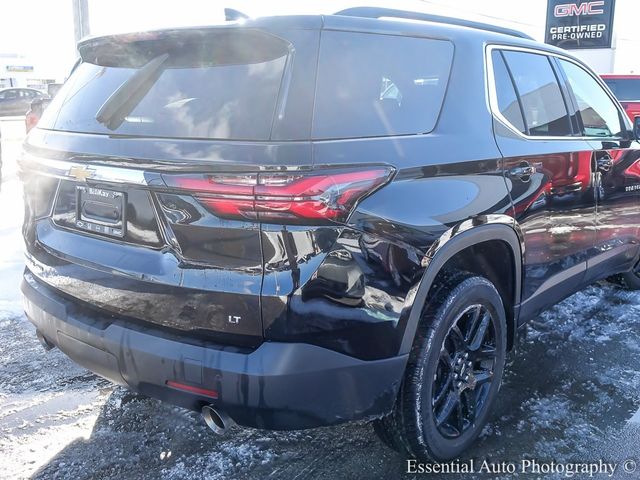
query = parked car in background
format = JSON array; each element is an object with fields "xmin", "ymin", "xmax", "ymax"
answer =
[
  {"xmin": 602, "ymin": 75, "xmax": 640, "ymax": 121},
  {"xmin": 47, "ymin": 83, "xmax": 63, "ymax": 98},
  {"xmin": 0, "ymin": 88, "xmax": 44, "ymax": 116}
]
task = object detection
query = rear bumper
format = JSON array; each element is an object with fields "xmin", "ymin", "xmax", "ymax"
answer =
[{"xmin": 21, "ymin": 270, "xmax": 407, "ymax": 430}]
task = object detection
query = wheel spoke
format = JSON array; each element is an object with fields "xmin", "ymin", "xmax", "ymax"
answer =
[
  {"xmin": 472, "ymin": 346, "xmax": 497, "ymax": 361},
  {"xmin": 434, "ymin": 391, "xmax": 459, "ymax": 427},
  {"xmin": 464, "ymin": 305, "xmax": 483, "ymax": 343},
  {"xmin": 468, "ymin": 310, "xmax": 491, "ymax": 351},
  {"xmin": 462, "ymin": 389, "xmax": 476, "ymax": 423},
  {"xmin": 440, "ymin": 345, "xmax": 455, "ymax": 369},
  {"xmin": 455, "ymin": 394, "xmax": 465, "ymax": 434},
  {"xmin": 450, "ymin": 325, "xmax": 467, "ymax": 349},
  {"xmin": 433, "ymin": 375, "xmax": 453, "ymax": 408},
  {"xmin": 473, "ymin": 370, "xmax": 494, "ymax": 386}
]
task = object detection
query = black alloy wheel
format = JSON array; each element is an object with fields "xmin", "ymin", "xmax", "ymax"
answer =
[
  {"xmin": 373, "ymin": 273, "xmax": 507, "ymax": 461},
  {"xmin": 431, "ymin": 304, "xmax": 497, "ymax": 439}
]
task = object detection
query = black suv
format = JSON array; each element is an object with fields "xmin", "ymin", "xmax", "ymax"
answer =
[{"xmin": 20, "ymin": 8, "xmax": 640, "ymax": 461}]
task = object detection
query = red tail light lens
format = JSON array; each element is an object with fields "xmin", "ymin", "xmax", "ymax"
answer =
[
  {"xmin": 162, "ymin": 167, "xmax": 393, "ymax": 224},
  {"xmin": 25, "ymin": 112, "xmax": 39, "ymax": 133}
]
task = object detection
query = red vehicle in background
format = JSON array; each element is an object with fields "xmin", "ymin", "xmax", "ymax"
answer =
[
  {"xmin": 601, "ymin": 75, "xmax": 640, "ymax": 121},
  {"xmin": 25, "ymin": 83, "xmax": 61, "ymax": 133},
  {"xmin": 25, "ymin": 98, "xmax": 46, "ymax": 133}
]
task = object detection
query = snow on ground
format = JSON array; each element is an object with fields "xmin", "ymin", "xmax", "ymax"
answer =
[{"xmin": 1, "ymin": 118, "xmax": 640, "ymax": 479}]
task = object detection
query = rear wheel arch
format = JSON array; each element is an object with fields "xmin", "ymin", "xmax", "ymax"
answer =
[{"xmin": 400, "ymin": 218, "xmax": 523, "ymax": 355}]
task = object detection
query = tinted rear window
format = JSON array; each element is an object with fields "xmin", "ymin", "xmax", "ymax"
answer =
[
  {"xmin": 502, "ymin": 50, "xmax": 572, "ymax": 137},
  {"xmin": 603, "ymin": 78, "xmax": 640, "ymax": 101},
  {"xmin": 491, "ymin": 50, "xmax": 526, "ymax": 134},
  {"xmin": 38, "ymin": 30, "xmax": 290, "ymax": 140},
  {"xmin": 313, "ymin": 31, "xmax": 453, "ymax": 139}
]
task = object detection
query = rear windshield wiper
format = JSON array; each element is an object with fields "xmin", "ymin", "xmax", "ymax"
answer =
[{"xmin": 95, "ymin": 53, "xmax": 169, "ymax": 130}]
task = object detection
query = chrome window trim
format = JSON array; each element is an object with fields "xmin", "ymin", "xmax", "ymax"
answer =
[
  {"xmin": 20, "ymin": 153, "xmax": 148, "ymax": 185},
  {"xmin": 485, "ymin": 44, "xmax": 631, "ymax": 141}
]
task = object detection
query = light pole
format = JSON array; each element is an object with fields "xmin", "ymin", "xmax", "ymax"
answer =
[{"xmin": 72, "ymin": 0, "xmax": 90, "ymax": 47}]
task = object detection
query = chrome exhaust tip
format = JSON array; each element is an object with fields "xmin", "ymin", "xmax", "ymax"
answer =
[
  {"xmin": 36, "ymin": 330, "xmax": 55, "ymax": 351},
  {"xmin": 202, "ymin": 405, "xmax": 233, "ymax": 435}
]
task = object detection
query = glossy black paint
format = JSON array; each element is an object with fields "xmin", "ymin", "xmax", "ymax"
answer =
[
  {"xmin": 19, "ymin": 14, "xmax": 640, "ymax": 427},
  {"xmin": 22, "ymin": 272, "xmax": 407, "ymax": 429},
  {"xmin": 585, "ymin": 141, "xmax": 640, "ymax": 282},
  {"xmin": 496, "ymin": 126, "xmax": 599, "ymax": 318}
]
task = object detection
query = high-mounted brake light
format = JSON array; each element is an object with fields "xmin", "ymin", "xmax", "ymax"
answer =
[{"xmin": 162, "ymin": 167, "xmax": 394, "ymax": 224}]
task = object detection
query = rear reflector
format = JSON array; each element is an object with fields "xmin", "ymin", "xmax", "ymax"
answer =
[
  {"xmin": 162, "ymin": 167, "xmax": 393, "ymax": 224},
  {"xmin": 166, "ymin": 380, "xmax": 219, "ymax": 398}
]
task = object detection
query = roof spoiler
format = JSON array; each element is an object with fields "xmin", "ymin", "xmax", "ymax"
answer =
[{"xmin": 224, "ymin": 8, "xmax": 249, "ymax": 22}]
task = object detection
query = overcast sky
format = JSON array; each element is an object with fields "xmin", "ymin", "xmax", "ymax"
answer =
[{"xmin": 0, "ymin": 0, "xmax": 638, "ymax": 79}]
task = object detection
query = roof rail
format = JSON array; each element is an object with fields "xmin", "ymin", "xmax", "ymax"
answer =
[{"xmin": 333, "ymin": 7, "xmax": 534, "ymax": 40}]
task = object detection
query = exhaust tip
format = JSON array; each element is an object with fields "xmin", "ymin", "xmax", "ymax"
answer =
[
  {"xmin": 202, "ymin": 405, "xmax": 232, "ymax": 435},
  {"xmin": 36, "ymin": 330, "xmax": 55, "ymax": 351}
]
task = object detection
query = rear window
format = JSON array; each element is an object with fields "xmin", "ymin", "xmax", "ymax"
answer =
[
  {"xmin": 38, "ymin": 29, "xmax": 290, "ymax": 141},
  {"xmin": 491, "ymin": 50, "xmax": 526, "ymax": 134},
  {"xmin": 312, "ymin": 31, "xmax": 453, "ymax": 139},
  {"xmin": 603, "ymin": 78, "xmax": 640, "ymax": 102},
  {"xmin": 501, "ymin": 50, "xmax": 572, "ymax": 137}
]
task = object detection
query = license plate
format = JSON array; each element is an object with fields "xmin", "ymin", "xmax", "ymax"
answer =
[{"xmin": 75, "ymin": 186, "xmax": 126, "ymax": 238}]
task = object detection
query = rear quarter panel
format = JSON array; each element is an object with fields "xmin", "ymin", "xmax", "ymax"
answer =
[{"xmin": 261, "ymin": 35, "xmax": 514, "ymax": 359}]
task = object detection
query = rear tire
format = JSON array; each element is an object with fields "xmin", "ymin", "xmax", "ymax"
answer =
[{"xmin": 374, "ymin": 273, "xmax": 507, "ymax": 461}]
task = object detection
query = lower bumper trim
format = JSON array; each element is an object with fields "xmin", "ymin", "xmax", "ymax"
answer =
[{"xmin": 22, "ymin": 270, "xmax": 408, "ymax": 430}]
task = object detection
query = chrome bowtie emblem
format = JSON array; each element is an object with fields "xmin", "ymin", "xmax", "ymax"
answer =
[{"xmin": 68, "ymin": 165, "xmax": 95, "ymax": 182}]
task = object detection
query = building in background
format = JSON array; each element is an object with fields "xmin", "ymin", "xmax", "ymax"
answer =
[
  {"xmin": 405, "ymin": 0, "xmax": 636, "ymax": 74},
  {"xmin": 0, "ymin": 0, "xmax": 637, "ymax": 92},
  {"xmin": 0, "ymin": 53, "xmax": 57, "ymax": 91},
  {"xmin": 0, "ymin": 1, "xmax": 76, "ymax": 90}
]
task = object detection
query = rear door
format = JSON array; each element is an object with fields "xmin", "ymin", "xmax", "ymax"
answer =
[
  {"xmin": 489, "ymin": 47, "xmax": 598, "ymax": 319},
  {"xmin": 558, "ymin": 59, "xmax": 640, "ymax": 281}
]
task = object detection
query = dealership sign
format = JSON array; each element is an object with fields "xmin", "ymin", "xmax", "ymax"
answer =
[{"xmin": 545, "ymin": 0, "xmax": 616, "ymax": 49}]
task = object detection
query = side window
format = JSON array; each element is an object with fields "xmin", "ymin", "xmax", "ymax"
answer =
[
  {"xmin": 491, "ymin": 50, "xmax": 526, "ymax": 134},
  {"xmin": 559, "ymin": 60, "xmax": 624, "ymax": 138},
  {"xmin": 502, "ymin": 51, "xmax": 572, "ymax": 137},
  {"xmin": 313, "ymin": 32, "xmax": 454, "ymax": 139}
]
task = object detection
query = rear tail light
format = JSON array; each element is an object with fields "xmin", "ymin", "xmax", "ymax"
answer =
[{"xmin": 162, "ymin": 167, "xmax": 394, "ymax": 224}]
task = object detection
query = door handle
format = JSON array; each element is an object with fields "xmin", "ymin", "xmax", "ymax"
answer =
[
  {"xmin": 597, "ymin": 156, "xmax": 614, "ymax": 173},
  {"xmin": 508, "ymin": 162, "xmax": 536, "ymax": 182}
]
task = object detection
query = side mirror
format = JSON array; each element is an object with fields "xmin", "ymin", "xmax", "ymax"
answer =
[{"xmin": 634, "ymin": 116, "xmax": 640, "ymax": 141}]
